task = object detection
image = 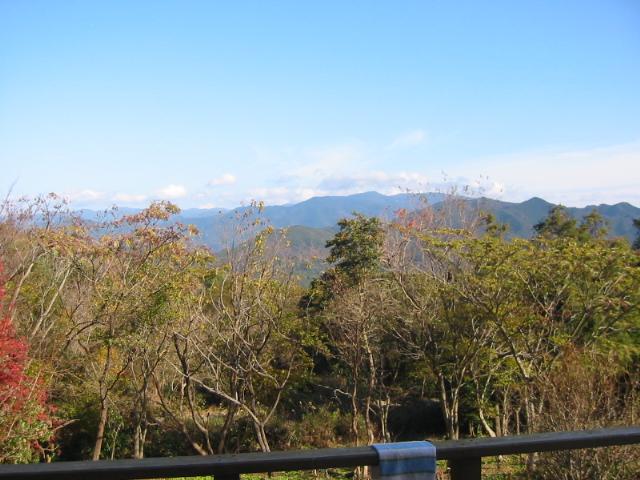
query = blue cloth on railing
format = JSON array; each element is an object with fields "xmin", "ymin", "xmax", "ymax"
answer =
[{"xmin": 371, "ymin": 441, "xmax": 436, "ymax": 480}]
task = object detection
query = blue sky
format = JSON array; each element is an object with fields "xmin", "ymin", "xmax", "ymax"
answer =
[{"xmin": 1, "ymin": 0, "xmax": 639, "ymax": 208}]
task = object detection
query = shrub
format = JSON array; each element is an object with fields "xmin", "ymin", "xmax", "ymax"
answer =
[
  {"xmin": 0, "ymin": 265, "xmax": 55, "ymax": 463},
  {"xmin": 534, "ymin": 350, "xmax": 640, "ymax": 479}
]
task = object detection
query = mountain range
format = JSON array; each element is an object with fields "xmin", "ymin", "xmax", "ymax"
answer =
[{"xmin": 80, "ymin": 191, "xmax": 640, "ymax": 254}]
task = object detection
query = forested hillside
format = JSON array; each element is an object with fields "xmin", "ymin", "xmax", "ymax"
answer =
[
  {"xmin": 77, "ymin": 192, "xmax": 640, "ymax": 251},
  {"xmin": 1, "ymin": 194, "xmax": 639, "ymax": 479}
]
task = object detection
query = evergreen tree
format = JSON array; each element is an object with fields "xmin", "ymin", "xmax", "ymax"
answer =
[
  {"xmin": 326, "ymin": 213, "xmax": 384, "ymax": 283},
  {"xmin": 299, "ymin": 214, "xmax": 383, "ymax": 313},
  {"xmin": 535, "ymin": 206, "xmax": 609, "ymax": 241},
  {"xmin": 579, "ymin": 209, "xmax": 609, "ymax": 240},
  {"xmin": 534, "ymin": 205, "xmax": 579, "ymax": 239},
  {"xmin": 480, "ymin": 212, "xmax": 509, "ymax": 238}
]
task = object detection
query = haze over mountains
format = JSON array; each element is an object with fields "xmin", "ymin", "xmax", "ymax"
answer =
[{"xmin": 78, "ymin": 191, "xmax": 640, "ymax": 253}]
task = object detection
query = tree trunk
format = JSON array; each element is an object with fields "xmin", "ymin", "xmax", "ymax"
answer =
[
  {"xmin": 500, "ymin": 389, "xmax": 510, "ymax": 436},
  {"xmin": 478, "ymin": 404, "xmax": 497, "ymax": 437},
  {"xmin": 133, "ymin": 423, "xmax": 147, "ymax": 459},
  {"xmin": 451, "ymin": 394, "xmax": 460, "ymax": 439},
  {"xmin": 378, "ymin": 394, "xmax": 391, "ymax": 442},
  {"xmin": 93, "ymin": 401, "xmax": 108, "ymax": 460},
  {"xmin": 351, "ymin": 383, "xmax": 360, "ymax": 444},
  {"xmin": 364, "ymin": 339, "xmax": 376, "ymax": 444},
  {"xmin": 364, "ymin": 393, "xmax": 374, "ymax": 444},
  {"xmin": 523, "ymin": 385, "xmax": 538, "ymax": 474},
  {"xmin": 438, "ymin": 373, "xmax": 459, "ymax": 440},
  {"xmin": 253, "ymin": 421, "xmax": 270, "ymax": 452},
  {"xmin": 217, "ymin": 404, "xmax": 237, "ymax": 453}
]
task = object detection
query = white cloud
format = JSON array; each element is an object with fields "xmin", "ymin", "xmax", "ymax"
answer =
[
  {"xmin": 217, "ymin": 139, "xmax": 640, "ymax": 208},
  {"xmin": 389, "ymin": 129, "xmax": 427, "ymax": 149},
  {"xmin": 113, "ymin": 193, "xmax": 147, "ymax": 203},
  {"xmin": 247, "ymin": 171, "xmax": 435, "ymax": 205},
  {"xmin": 464, "ymin": 176, "xmax": 505, "ymax": 198},
  {"xmin": 157, "ymin": 184, "xmax": 187, "ymax": 199},
  {"xmin": 208, "ymin": 173, "xmax": 236, "ymax": 186},
  {"xmin": 198, "ymin": 202, "xmax": 216, "ymax": 209},
  {"xmin": 452, "ymin": 141, "xmax": 640, "ymax": 206},
  {"xmin": 63, "ymin": 189, "xmax": 105, "ymax": 203},
  {"xmin": 318, "ymin": 171, "xmax": 430, "ymax": 195}
]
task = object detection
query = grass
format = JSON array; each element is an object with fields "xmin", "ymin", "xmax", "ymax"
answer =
[{"xmin": 159, "ymin": 470, "xmax": 352, "ymax": 480}]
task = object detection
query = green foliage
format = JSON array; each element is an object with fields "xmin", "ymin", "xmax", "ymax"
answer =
[
  {"xmin": 288, "ymin": 406, "xmax": 351, "ymax": 448},
  {"xmin": 534, "ymin": 206, "xmax": 610, "ymax": 243},
  {"xmin": 480, "ymin": 212, "xmax": 509, "ymax": 238},
  {"xmin": 1, "ymin": 196, "xmax": 639, "ymax": 473},
  {"xmin": 326, "ymin": 214, "xmax": 384, "ymax": 282},
  {"xmin": 300, "ymin": 214, "xmax": 384, "ymax": 313},
  {"xmin": 580, "ymin": 209, "xmax": 609, "ymax": 240}
]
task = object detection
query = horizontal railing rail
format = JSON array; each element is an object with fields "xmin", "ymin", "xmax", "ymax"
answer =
[{"xmin": 0, "ymin": 426, "xmax": 638, "ymax": 480}]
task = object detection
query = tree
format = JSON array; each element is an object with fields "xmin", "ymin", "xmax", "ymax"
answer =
[
  {"xmin": 303, "ymin": 214, "xmax": 401, "ymax": 444},
  {"xmin": 63, "ymin": 202, "xmax": 195, "ymax": 460},
  {"xmin": 536, "ymin": 350, "xmax": 640, "ymax": 479},
  {"xmin": 300, "ymin": 214, "xmax": 384, "ymax": 313},
  {"xmin": 534, "ymin": 205, "xmax": 579, "ymax": 239},
  {"xmin": 535, "ymin": 206, "xmax": 609, "ymax": 242},
  {"xmin": 633, "ymin": 218, "xmax": 640, "ymax": 250},
  {"xmin": 0, "ymin": 263, "xmax": 54, "ymax": 463},
  {"xmin": 169, "ymin": 214, "xmax": 311, "ymax": 453},
  {"xmin": 388, "ymin": 229, "xmax": 498, "ymax": 440},
  {"xmin": 0, "ymin": 194, "xmax": 79, "ymax": 355},
  {"xmin": 2, "ymin": 189, "xmax": 639, "ymax": 466},
  {"xmin": 326, "ymin": 214, "xmax": 384, "ymax": 283},
  {"xmin": 480, "ymin": 213, "xmax": 509, "ymax": 239},
  {"xmin": 579, "ymin": 209, "xmax": 608, "ymax": 240},
  {"xmin": 125, "ymin": 237, "xmax": 205, "ymax": 459},
  {"xmin": 321, "ymin": 277, "xmax": 400, "ymax": 444}
]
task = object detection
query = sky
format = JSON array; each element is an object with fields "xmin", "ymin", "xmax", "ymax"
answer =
[{"xmin": 1, "ymin": 0, "xmax": 640, "ymax": 209}]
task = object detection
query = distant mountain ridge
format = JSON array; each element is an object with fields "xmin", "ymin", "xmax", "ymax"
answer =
[
  {"xmin": 473, "ymin": 196, "xmax": 640, "ymax": 239},
  {"xmin": 77, "ymin": 192, "xmax": 640, "ymax": 251}
]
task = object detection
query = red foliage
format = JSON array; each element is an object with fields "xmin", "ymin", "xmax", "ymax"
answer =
[
  {"xmin": 0, "ymin": 317, "xmax": 30, "ymax": 408},
  {"xmin": 0, "ymin": 263, "xmax": 53, "ymax": 461},
  {"xmin": 0, "ymin": 264, "xmax": 34, "ymax": 412}
]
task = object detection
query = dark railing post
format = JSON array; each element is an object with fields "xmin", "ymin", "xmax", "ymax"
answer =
[
  {"xmin": 449, "ymin": 456, "xmax": 481, "ymax": 480},
  {"xmin": 215, "ymin": 475, "xmax": 240, "ymax": 480}
]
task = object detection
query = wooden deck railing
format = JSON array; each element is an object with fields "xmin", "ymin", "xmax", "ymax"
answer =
[{"xmin": 0, "ymin": 426, "xmax": 638, "ymax": 480}]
